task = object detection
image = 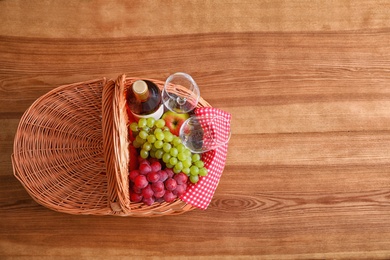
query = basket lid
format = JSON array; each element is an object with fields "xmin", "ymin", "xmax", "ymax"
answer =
[{"xmin": 11, "ymin": 78, "xmax": 115, "ymax": 215}]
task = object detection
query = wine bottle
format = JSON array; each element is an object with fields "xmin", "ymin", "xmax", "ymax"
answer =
[{"xmin": 126, "ymin": 80, "xmax": 164, "ymax": 120}]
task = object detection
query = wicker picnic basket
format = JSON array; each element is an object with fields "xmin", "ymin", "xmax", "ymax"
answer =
[{"xmin": 11, "ymin": 74, "xmax": 211, "ymax": 217}]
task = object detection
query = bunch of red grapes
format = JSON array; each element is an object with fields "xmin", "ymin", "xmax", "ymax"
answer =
[{"xmin": 129, "ymin": 158, "xmax": 188, "ymax": 206}]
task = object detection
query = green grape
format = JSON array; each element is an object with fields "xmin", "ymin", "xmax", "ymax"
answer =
[
  {"xmin": 199, "ymin": 167, "xmax": 208, "ymax": 176},
  {"xmin": 166, "ymin": 163, "xmax": 174, "ymax": 169},
  {"xmin": 162, "ymin": 143, "xmax": 172, "ymax": 153},
  {"xmin": 173, "ymin": 167, "xmax": 181, "ymax": 174},
  {"xmin": 135, "ymin": 135, "xmax": 146, "ymax": 145},
  {"xmin": 162, "ymin": 153, "xmax": 171, "ymax": 163},
  {"xmin": 195, "ymin": 160, "xmax": 204, "ymax": 168},
  {"xmin": 154, "ymin": 140, "xmax": 164, "ymax": 149},
  {"xmin": 130, "ymin": 122, "xmax": 139, "ymax": 132},
  {"xmin": 147, "ymin": 135, "xmax": 156, "ymax": 144},
  {"xmin": 139, "ymin": 130, "xmax": 148, "ymax": 139},
  {"xmin": 182, "ymin": 167, "xmax": 190, "ymax": 175},
  {"xmin": 183, "ymin": 158, "xmax": 192, "ymax": 168},
  {"xmin": 172, "ymin": 137, "xmax": 182, "ymax": 147},
  {"xmin": 140, "ymin": 149, "xmax": 149, "ymax": 159},
  {"xmin": 175, "ymin": 161, "xmax": 183, "ymax": 171},
  {"xmin": 162, "ymin": 126, "xmax": 170, "ymax": 132},
  {"xmin": 163, "ymin": 131, "xmax": 174, "ymax": 142},
  {"xmin": 154, "ymin": 128, "xmax": 163, "ymax": 135},
  {"xmin": 192, "ymin": 154, "xmax": 201, "ymax": 162},
  {"xmin": 142, "ymin": 142, "xmax": 152, "ymax": 151},
  {"xmin": 142, "ymin": 126, "xmax": 150, "ymax": 133},
  {"xmin": 169, "ymin": 157, "xmax": 178, "ymax": 166},
  {"xmin": 155, "ymin": 149, "xmax": 164, "ymax": 159},
  {"xmin": 155, "ymin": 119, "xmax": 165, "ymax": 128},
  {"xmin": 177, "ymin": 152, "xmax": 187, "ymax": 162},
  {"xmin": 147, "ymin": 117, "xmax": 156, "ymax": 128},
  {"xmin": 189, "ymin": 175, "xmax": 199, "ymax": 184},
  {"xmin": 170, "ymin": 148, "xmax": 178, "ymax": 157},
  {"xmin": 176, "ymin": 144, "xmax": 186, "ymax": 153},
  {"xmin": 184, "ymin": 149, "xmax": 192, "ymax": 157},
  {"xmin": 149, "ymin": 150, "xmax": 156, "ymax": 158},
  {"xmin": 190, "ymin": 165, "xmax": 199, "ymax": 175},
  {"xmin": 138, "ymin": 118, "xmax": 147, "ymax": 128},
  {"xmin": 155, "ymin": 131, "xmax": 164, "ymax": 141},
  {"xmin": 151, "ymin": 144, "xmax": 158, "ymax": 152},
  {"xmin": 132, "ymin": 140, "xmax": 142, "ymax": 149}
]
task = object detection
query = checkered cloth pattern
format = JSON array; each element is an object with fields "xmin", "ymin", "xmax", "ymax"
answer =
[{"xmin": 180, "ymin": 107, "xmax": 232, "ymax": 209}]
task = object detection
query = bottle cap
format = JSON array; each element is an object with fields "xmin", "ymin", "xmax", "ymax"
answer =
[{"xmin": 132, "ymin": 80, "xmax": 149, "ymax": 100}]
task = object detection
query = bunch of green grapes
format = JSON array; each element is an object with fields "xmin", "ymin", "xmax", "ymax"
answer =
[{"xmin": 130, "ymin": 117, "xmax": 208, "ymax": 184}]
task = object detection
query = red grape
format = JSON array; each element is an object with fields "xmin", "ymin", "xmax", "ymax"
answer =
[
  {"xmin": 143, "ymin": 196, "xmax": 155, "ymax": 206},
  {"xmin": 134, "ymin": 175, "xmax": 148, "ymax": 189},
  {"xmin": 173, "ymin": 183, "xmax": 187, "ymax": 197},
  {"xmin": 165, "ymin": 178, "xmax": 177, "ymax": 191},
  {"xmin": 158, "ymin": 170, "xmax": 168, "ymax": 182},
  {"xmin": 139, "ymin": 163, "xmax": 152, "ymax": 175},
  {"xmin": 132, "ymin": 185, "xmax": 142, "ymax": 194},
  {"xmin": 142, "ymin": 184, "xmax": 154, "ymax": 199},
  {"xmin": 147, "ymin": 171, "xmax": 160, "ymax": 183},
  {"xmin": 163, "ymin": 191, "xmax": 177, "ymax": 203},
  {"xmin": 130, "ymin": 192, "xmax": 143, "ymax": 203},
  {"xmin": 150, "ymin": 161, "xmax": 162, "ymax": 172},
  {"xmin": 174, "ymin": 172, "xmax": 188, "ymax": 185},
  {"xmin": 129, "ymin": 169, "xmax": 140, "ymax": 182},
  {"xmin": 165, "ymin": 168, "xmax": 174, "ymax": 178},
  {"xmin": 154, "ymin": 189, "xmax": 166, "ymax": 199},
  {"xmin": 151, "ymin": 181, "xmax": 164, "ymax": 193}
]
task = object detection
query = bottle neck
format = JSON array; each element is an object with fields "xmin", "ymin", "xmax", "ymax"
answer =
[
  {"xmin": 132, "ymin": 80, "xmax": 149, "ymax": 102},
  {"xmin": 135, "ymin": 90, "xmax": 149, "ymax": 102}
]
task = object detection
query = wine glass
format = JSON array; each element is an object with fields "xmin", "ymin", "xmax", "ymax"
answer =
[
  {"xmin": 179, "ymin": 115, "xmax": 231, "ymax": 153},
  {"xmin": 162, "ymin": 72, "xmax": 200, "ymax": 114}
]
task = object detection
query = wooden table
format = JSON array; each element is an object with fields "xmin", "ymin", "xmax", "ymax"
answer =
[{"xmin": 1, "ymin": 1, "xmax": 390, "ymax": 259}]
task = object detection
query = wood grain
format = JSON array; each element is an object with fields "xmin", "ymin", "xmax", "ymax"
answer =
[{"xmin": 2, "ymin": 1, "xmax": 390, "ymax": 259}]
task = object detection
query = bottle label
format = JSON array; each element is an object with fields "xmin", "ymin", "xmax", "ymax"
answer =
[{"xmin": 132, "ymin": 104, "xmax": 164, "ymax": 121}]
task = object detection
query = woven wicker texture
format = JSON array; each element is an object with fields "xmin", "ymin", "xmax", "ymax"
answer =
[
  {"xmin": 12, "ymin": 75, "xmax": 212, "ymax": 217},
  {"xmin": 12, "ymin": 79, "xmax": 111, "ymax": 215}
]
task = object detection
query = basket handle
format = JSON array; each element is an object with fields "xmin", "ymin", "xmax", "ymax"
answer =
[{"xmin": 102, "ymin": 75, "xmax": 131, "ymax": 214}]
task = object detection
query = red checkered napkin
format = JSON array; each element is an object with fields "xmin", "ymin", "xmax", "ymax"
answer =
[{"xmin": 180, "ymin": 107, "xmax": 232, "ymax": 209}]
